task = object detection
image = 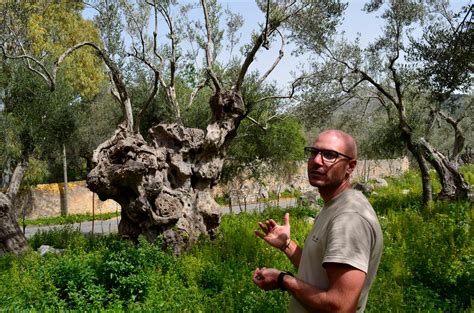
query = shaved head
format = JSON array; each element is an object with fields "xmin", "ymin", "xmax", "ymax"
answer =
[{"xmin": 316, "ymin": 130, "xmax": 357, "ymax": 160}]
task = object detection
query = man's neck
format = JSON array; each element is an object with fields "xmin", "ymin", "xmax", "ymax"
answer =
[{"xmin": 319, "ymin": 180, "xmax": 352, "ymax": 203}]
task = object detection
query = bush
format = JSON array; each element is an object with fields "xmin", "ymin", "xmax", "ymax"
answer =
[
  {"xmin": 28, "ymin": 225, "xmax": 87, "ymax": 250},
  {"xmin": 460, "ymin": 164, "xmax": 474, "ymax": 185},
  {"xmin": 366, "ymin": 178, "xmax": 472, "ymax": 312},
  {"xmin": 47, "ymin": 253, "xmax": 108, "ymax": 308},
  {"xmin": 0, "ymin": 173, "xmax": 472, "ymax": 311}
]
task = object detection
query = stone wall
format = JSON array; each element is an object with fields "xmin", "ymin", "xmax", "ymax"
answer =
[
  {"xmin": 352, "ymin": 156, "xmax": 410, "ymax": 182},
  {"xmin": 14, "ymin": 157, "xmax": 409, "ymax": 218},
  {"xmin": 15, "ymin": 181, "xmax": 120, "ymax": 219},
  {"xmin": 214, "ymin": 156, "xmax": 410, "ymax": 204}
]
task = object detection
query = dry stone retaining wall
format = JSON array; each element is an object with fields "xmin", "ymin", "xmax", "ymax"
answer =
[
  {"xmin": 215, "ymin": 156, "xmax": 410, "ymax": 204},
  {"xmin": 353, "ymin": 157, "xmax": 409, "ymax": 182},
  {"xmin": 15, "ymin": 181, "xmax": 120, "ymax": 219}
]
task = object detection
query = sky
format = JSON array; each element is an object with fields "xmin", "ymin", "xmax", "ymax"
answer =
[
  {"xmin": 230, "ymin": 0, "xmax": 382, "ymax": 88},
  {"xmin": 221, "ymin": 0, "xmax": 470, "ymax": 89},
  {"xmin": 83, "ymin": 0, "xmax": 470, "ymax": 90}
]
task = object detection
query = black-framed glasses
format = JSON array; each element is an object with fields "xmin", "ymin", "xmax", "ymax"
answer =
[{"xmin": 304, "ymin": 147, "xmax": 353, "ymax": 163}]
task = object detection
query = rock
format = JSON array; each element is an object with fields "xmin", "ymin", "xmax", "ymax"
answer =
[
  {"xmin": 305, "ymin": 217, "xmax": 315, "ymax": 224},
  {"xmin": 375, "ymin": 178, "xmax": 388, "ymax": 188},
  {"xmin": 353, "ymin": 182, "xmax": 374, "ymax": 195},
  {"xmin": 38, "ymin": 245, "xmax": 64, "ymax": 256},
  {"xmin": 298, "ymin": 191, "xmax": 320, "ymax": 207}
]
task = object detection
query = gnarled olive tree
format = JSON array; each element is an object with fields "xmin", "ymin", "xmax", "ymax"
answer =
[{"xmin": 2, "ymin": 0, "xmax": 345, "ymax": 254}]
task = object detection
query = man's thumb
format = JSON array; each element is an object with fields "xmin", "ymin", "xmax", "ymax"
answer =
[{"xmin": 283, "ymin": 212, "xmax": 290, "ymax": 226}]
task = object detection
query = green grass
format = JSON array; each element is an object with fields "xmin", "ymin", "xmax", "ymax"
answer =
[
  {"xmin": 214, "ymin": 189, "xmax": 301, "ymax": 206},
  {"xmin": 460, "ymin": 164, "xmax": 474, "ymax": 185},
  {"xmin": 19, "ymin": 211, "xmax": 120, "ymax": 226},
  {"xmin": 1, "ymin": 168, "xmax": 472, "ymax": 312}
]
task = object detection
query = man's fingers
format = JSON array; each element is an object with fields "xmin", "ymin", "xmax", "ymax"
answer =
[
  {"xmin": 283, "ymin": 213, "xmax": 290, "ymax": 226},
  {"xmin": 265, "ymin": 220, "xmax": 273, "ymax": 230},
  {"xmin": 258, "ymin": 222, "xmax": 270, "ymax": 233},
  {"xmin": 255, "ymin": 230, "xmax": 265, "ymax": 239},
  {"xmin": 252, "ymin": 268, "xmax": 260, "ymax": 277},
  {"xmin": 252, "ymin": 268, "xmax": 263, "ymax": 284},
  {"xmin": 268, "ymin": 219, "xmax": 277, "ymax": 228}
]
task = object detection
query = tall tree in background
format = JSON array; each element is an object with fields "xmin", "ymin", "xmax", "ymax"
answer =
[
  {"xmin": 291, "ymin": 0, "xmax": 471, "ymax": 205},
  {"xmin": 2, "ymin": 0, "xmax": 345, "ymax": 254},
  {"xmin": 0, "ymin": 1, "xmax": 105, "ymax": 255},
  {"xmin": 408, "ymin": 4, "xmax": 473, "ymax": 163}
]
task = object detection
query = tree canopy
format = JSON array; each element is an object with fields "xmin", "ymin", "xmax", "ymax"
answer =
[{"xmin": 288, "ymin": 0, "xmax": 472, "ymax": 203}]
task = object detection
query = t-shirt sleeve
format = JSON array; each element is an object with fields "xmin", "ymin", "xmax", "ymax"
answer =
[{"xmin": 322, "ymin": 212, "xmax": 373, "ymax": 273}]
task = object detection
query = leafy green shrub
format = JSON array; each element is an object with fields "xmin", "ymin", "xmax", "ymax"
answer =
[
  {"xmin": 1, "ymin": 176, "xmax": 472, "ymax": 312},
  {"xmin": 403, "ymin": 204, "xmax": 473, "ymax": 308},
  {"xmin": 0, "ymin": 229, "xmax": 177, "ymax": 310},
  {"xmin": 460, "ymin": 164, "xmax": 474, "ymax": 185},
  {"xmin": 197, "ymin": 262, "xmax": 225, "ymax": 293},
  {"xmin": 214, "ymin": 193, "xmax": 230, "ymax": 206},
  {"xmin": 97, "ymin": 238, "xmax": 152, "ymax": 303},
  {"xmin": 366, "ymin": 200, "xmax": 472, "ymax": 312},
  {"xmin": 28, "ymin": 225, "xmax": 87, "ymax": 250},
  {"xmin": 47, "ymin": 253, "xmax": 108, "ymax": 308},
  {"xmin": 140, "ymin": 210, "xmax": 297, "ymax": 312}
]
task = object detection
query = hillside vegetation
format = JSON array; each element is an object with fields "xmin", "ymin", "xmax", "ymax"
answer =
[{"xmin": 0, "ymin": 168, "xmax": 472, "ymax": 312}]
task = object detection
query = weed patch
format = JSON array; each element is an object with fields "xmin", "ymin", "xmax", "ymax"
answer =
[{"xmin": 1, "ymin": 169, "xmax": 472, "ymax": 311}]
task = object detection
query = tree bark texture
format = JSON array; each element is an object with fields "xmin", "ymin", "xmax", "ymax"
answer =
[
  {"xmin": 87, "ymin": 91, "xmax": 245, "ymax": 254},
  {"xmin": 61, "ymin": 143, "xmax": 69, "ymax": 216},
  {"xmin": 0, "ymin": 158, "xmax": 29, "ymax": 256},
  {"xmin": 405, "ymin": 136, "xmax": 433, "ymax": 206},
  {"xmin": 402, "ymin": 129, "xmax": 470, "ymax": 204},
  {"xmin": 0, "ymin": 193, "xmax": 28, "ymax": 256},
  {"xmin": 418, "ymin": 138, "xmax": 471, "ymax": 200},
  {"xmin": 396, "ymin": 114, "xmax": 434, "ymax": 206}
]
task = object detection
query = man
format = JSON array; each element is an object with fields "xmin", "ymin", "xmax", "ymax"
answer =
[{"xmin": 252, "ymin": 130, "xmax": 383, "ymax": 312}]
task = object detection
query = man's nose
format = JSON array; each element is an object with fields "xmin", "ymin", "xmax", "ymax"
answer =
[{"xmin": 312, "ymin": 152, "xmax": 324, "ymax": 166}]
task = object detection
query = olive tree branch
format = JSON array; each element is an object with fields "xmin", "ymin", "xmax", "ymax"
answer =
[
  {"xmin": 201, "ymin": 0, "xmax": 222, "ymax": 91},
  {"xmin": 257, "ymin": 29, "xmax": 285, "ymax": 86}
]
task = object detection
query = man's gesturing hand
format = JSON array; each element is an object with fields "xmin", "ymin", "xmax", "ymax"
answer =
[{"xmin": 255, "ymin": 213, "xmax": 291, "ymax": 251}]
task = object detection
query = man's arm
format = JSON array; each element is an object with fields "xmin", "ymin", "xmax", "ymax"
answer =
[
  {"xmin": 287, "ymin": 263, "xmax": 365, "ymax": 312},
  {"xmin": 253, "ymin": 263, "xmax": 366, "ymax": 313}
]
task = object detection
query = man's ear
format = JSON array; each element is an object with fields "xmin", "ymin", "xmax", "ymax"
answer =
[{"xmin": 346, "ymin": 159, "xmax": 357, "ymax": 175}]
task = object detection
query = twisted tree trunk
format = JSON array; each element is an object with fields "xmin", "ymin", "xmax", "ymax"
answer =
[
  {"xmin": 3, "ymin": 1, "xmax": 285, "ymax": 255},
  {"xmin": 87, "ymin": 91, "xmax": 245, "ymax": 254},
  {"xmin": 419, "ymin": 138, "xmax": 471, "ymax": 200},
  {"xmin": 401, "ymin": 131, "xmax": 470, "ymax": 203},
  {"xmin": 0, "ymin": 156, "xmax": 29, "ymax": 256},
  {"xmin": 408, "ymin": 143, "xmax": 433, "ymax": 205}
]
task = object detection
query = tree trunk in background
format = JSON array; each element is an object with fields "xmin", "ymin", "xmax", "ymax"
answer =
[
  {"xmin": 450, "ymin": 124, "xmax": 465, "ymax": 162},
  {"xmin": 0, "ymin": 157, "xmax": 29, "ymax": 256},
  {"xmin": 408, "ymin": 142, "xmax": 433, "ymax": 206},
  {"xmin": 1, "ymin": 157, "xmax": 11, "ymax": 188},
  {"xmin": 61, "ymin": 143, "xmax": 69, "ymax": 216},
  {"xmin": 399, "ymin": 123, "xmax": 433, "ymax": 206},
  {"xmin": 419, "ymin": 138, "xmax": 470, "ymax": 200},
  {"xmin": 87, "ymin": 91, "xmax": 245, "ymax": 254}
]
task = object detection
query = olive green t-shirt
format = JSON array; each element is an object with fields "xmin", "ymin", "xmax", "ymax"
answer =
[{"xmin": 289, "ymin": 189, "xmax": 383, "ymax": 312}]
